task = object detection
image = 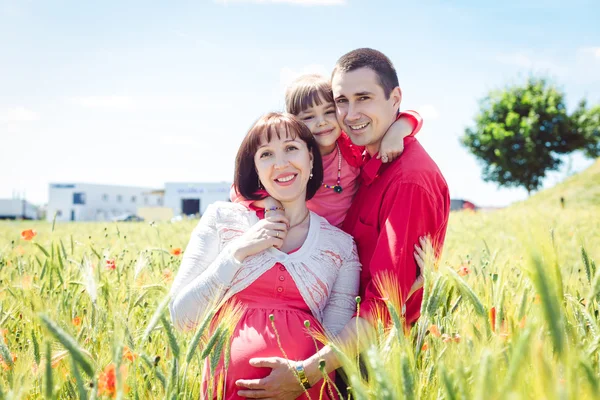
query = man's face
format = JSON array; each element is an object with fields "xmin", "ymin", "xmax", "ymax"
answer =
[{"xmin": 332, "ymin": 67, "xmax": 401, "ymax": 155}]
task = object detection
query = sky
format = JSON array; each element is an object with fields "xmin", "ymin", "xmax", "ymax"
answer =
[{"xmin": 1, "ymin": 0, "xmax": 599, "ymax": 207}]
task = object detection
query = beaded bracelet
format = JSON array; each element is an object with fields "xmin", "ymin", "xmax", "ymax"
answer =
[{"xmin": 264, "ymin": 206, "xmax": 285, "ymax": 213}]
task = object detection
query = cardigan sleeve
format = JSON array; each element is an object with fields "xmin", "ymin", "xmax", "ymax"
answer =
[
  {"xmin": 169, "ymin": 204, "xmax": 243, "ymax": 331},
  {"xmin": 321, "ymin": 241, "xmax": 361, "ymax": 336}
]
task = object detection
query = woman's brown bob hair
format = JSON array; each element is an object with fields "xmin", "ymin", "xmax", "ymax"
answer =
[{"xmin": 234, "ymin": 112, "xmax": 324, "ymax": 201}]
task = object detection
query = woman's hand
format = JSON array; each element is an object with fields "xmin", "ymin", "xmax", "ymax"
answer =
[{"xmin": 233, "ymin": 215, "xmax": 289, "ymax": 262}]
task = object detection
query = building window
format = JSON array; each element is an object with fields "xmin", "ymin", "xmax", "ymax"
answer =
[
  {"xmin": 56, "ymin": 210, "xmax": 62, "ymax": 217},
  {"xmin": 102, "ymin": 194, "xmax": 109, "ymax": 202},
  {"xmin": 131, "ymin": 196, "xmax": 136, "ymax": 203},
  {"xmin": 157, "ymin": 198, "xmax": 163, "ymax": 206},
  {"xmin": 117, "ymin": 195, "xmax": 123, "ymax": 203},
  {"xmin": 73, "ymin": 192, "xmax": 86, "ymax": 205}
]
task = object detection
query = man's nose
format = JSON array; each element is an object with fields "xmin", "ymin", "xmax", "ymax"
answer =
[{"xmin": 346, "ymin": 103, "xmax": 361, "ymax": 121}]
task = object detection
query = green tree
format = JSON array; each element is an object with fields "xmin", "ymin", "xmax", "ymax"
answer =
[
  {"xmin": 462, "ymin": 78, "xmax": 593, "ymax": 194},
  {"xmin": 570, "ymin": 100, "xmax": 600, "ymax": 158}
]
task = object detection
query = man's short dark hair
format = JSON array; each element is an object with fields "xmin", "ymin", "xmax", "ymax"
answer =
[
  {"xmin": 332, "ymin": 48, "xmax": 399, "ymax": 99},
  {"xmin": 234, "ymin": 112, "xmax": 324, "ymax": 201}
]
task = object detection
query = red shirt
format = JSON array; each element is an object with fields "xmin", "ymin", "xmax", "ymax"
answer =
[{"xmin": 342, "ymin": 137, "xmax": 450, "ymax": 326}]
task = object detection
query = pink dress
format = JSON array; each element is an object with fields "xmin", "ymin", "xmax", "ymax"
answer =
[{"xmin": 205, "ymin": 260, "xmax": 337, "ymax": 400}]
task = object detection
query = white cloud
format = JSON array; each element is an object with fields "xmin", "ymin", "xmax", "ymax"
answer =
[
  {"xmin": 279, "ymin": 64, "xmax": 329, "ymax": 93},
  {"xmin": 69, "ymin": 95, "xmax": 215, "ymax": 112},
  {"xmin": 215, "ymin": 0, "xmax": 345, "ymax": 5},
  {"xmin": 494, "ymin": 51, "xmax": 566, "ymax": 75},
  {"xmin": 579, "ymin": 47, "xmax": 600, "ymax": 60},
  {"xmin": 417, "ymin": 104, "xmax": 439, "ymax": 120},
  {"xmin": 0, "ymin": 107, "xmax": 39, "ymax": 123},
  {"xmin": 71, "ymin": 96, "xmax": 136, "ymax": 110}
]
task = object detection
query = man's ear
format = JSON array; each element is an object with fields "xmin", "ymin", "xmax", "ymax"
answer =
[{"xmin": 391, "ymin": 87, "xmax": 402, "ymax": 110}]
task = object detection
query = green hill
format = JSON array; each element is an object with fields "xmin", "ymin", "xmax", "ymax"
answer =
[{"xmin": 516, "ymin": 158, "xmax": 600, "ymax": 209}]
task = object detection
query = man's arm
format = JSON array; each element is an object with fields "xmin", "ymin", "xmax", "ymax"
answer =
[{"xmin": 359, "ymin": 181, "xmax": 442, "ymax": 325}]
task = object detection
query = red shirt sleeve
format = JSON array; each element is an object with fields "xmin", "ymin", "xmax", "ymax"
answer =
[
  {"xmin": 397, "ymin": 110, "xmax": 423, "ymax": 137},
  {"xmin": 358, "ymin": 182, "xmax": 444, "ymax": 326}
]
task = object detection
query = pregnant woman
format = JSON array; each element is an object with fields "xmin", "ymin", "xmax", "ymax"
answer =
[{"xmin": 169, "ymin": 112, "xmax": 361, "ymax": 399}]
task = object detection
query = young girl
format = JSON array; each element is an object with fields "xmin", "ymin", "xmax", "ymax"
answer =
[{"xmin": 232, "ymin": 73, "xmax": 422, "ymax": 228}]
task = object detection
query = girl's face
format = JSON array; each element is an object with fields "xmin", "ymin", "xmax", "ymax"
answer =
[
  {"xmin": 296, "ymin": 98, "xmax": 342, "ymax": 155},
  {"xmin": 254, "ymin": 128, "xmax": 314, "ymax": 203}
]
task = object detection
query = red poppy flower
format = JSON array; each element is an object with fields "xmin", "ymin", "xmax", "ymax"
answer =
[
  {"xmin": 170, "ymin": 248, "xmax": 182, "ymax": 256},
  {"xmin": 21, "ymin": 229, "xmax": 37, "ymax": 241},
  {"xmin": 428, "ymin": 324, "xmax": 441, "ymax": 337},
  {"xmin": 105, "ymin": 259, "xmax": 116, "ymax": 270},
  {"xmin": 457, "ymin": 265, "xmax": 470, "ymax": 276},
  {"xmin": 98, "ymin": 363, "xmax": 128, "ymax": 398},
  {"xmin": 122, "ymin": 346, "xmax": 137, "ymax": 362},
  {"xmin": 489, "ymin": 307, "xmax": 496, "ymax": 332}
]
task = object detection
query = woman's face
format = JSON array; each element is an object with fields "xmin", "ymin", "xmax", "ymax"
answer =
[{"xmin": 254, "ymin": 127, "xmax": 313, "ymax": 203}]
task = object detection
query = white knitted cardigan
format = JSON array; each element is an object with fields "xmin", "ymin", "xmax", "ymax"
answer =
[{"xmin": 169, "ymin": 201, "xmax": 361, "ymax": 336}]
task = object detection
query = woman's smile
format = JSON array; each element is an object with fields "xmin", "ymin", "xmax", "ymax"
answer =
[{"xmin": 274, "ymin": 173, "xmax": 298, "ymax": 186}]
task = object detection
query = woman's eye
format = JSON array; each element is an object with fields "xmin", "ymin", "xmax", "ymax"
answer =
[
  {"xmin": 326, "ymin": 110, "xmax": 335, "ymax": 115},
  {"xmin": 259, "ymin": 151, "xmax": 272, "ymax": 158},
  {"xmin": 301, "ymin": 116, "xmax": 313, "ymax": 121},
  {"xmin": 286, "ymin": 146, "xmax": 298, "ymax": 152},
  {"xmin": 336, "ymin": 99, "xmax": 347, "ymax": 104}
]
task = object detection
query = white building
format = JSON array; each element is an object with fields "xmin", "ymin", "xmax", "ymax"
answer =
[
  {"xmin": 0, "ymin": 198, "xmax": 39, "ymax": 220},
  {"xmin": 164, "ymin": 182, "xmax": 231, "ymax": 216},
  {"xmin": 47, "ymin": 183, "xmax": 164, "ymax": 222}
]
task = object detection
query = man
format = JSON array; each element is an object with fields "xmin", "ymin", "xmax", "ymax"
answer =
[{"xmin": 236, "ymin": 48, "xmax": 450, "ymax": 399}]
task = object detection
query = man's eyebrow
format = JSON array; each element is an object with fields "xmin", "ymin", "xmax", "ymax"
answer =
[{"xmin": 355, "ymin": 91, "xmax": 374, "ymax": 96}]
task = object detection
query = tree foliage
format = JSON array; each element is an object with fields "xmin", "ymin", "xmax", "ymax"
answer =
[
  {"xmin": 570, "ymin": 100, "xmax": 600, "ymax": 159},
  {"xmin": 462, "ymin": 78, "xmax": 598, "ymax": 194}
]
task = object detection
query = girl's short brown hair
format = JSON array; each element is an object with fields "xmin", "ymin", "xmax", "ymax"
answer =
[
  {"xmin": 234, "ymin": 112, "xmax": 324, "ymax": 201},
  {"xmin": 285, "ymin": 74, "xmax": 334, "ymax": 116}
]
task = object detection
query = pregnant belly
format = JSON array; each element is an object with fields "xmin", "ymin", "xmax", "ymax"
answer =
[{"xmin": 226, "ymin": 308, "xmax": 323, "ymax": 382}]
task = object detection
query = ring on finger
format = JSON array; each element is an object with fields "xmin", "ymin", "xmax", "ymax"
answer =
[
  {"xmin": 275, "ymin": 231, "xmax": 280, "ymax": 238},
  {"xmin": 381, "ymin": 154, "xmax": 389, "ymax": 162}
]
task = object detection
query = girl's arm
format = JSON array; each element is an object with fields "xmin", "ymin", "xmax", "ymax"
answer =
[
  {"xmin": 378, "ymin": 110, "xmax": 423, "ymax": 163},
  {"xmin": 229, "ymin": 184, "xmax": 283, "ymax": 219}
]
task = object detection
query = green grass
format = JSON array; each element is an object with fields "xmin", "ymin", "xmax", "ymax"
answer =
[{"xmin": 0, "ymin": 161, "xmax": 599, "ymax": 398}]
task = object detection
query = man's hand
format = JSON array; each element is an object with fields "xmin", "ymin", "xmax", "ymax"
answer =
[{"xmin": 236, "ymin": 357, "xmax": 305, "ymax": 399}]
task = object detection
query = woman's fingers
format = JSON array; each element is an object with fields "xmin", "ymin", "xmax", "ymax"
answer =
[
  {"xmin": 265, "ymin": 214, "xmax": 290, "ymax": 227},
  {"xmin": 263, "ymin": 221, "xmax": 288, "ymax": 233},
  {"xmin": 268, "ymin": 229, "xmax": 287, "ymax": 240}
]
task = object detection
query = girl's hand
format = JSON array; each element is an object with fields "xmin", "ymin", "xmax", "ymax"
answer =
[
  {"xmin": 378, "ymin": 117, "xmax": 415, "ymax": 163},
  {"xmin": 255, "ymin": 196, "xmax": 285, "ymax": 218},
  {"xmin": 233, "ymin": 214, "xmax": 289, "ymax": 262}
]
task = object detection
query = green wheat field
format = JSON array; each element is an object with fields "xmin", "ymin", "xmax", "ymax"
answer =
[{"xmin": 1, "ymin": 160, "xmax": 599, "ymax": 399}]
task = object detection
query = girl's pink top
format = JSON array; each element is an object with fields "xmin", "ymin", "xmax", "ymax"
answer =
[{"xmin": 230, "ymin": 110, "xmax": 423, "ymax": 228}]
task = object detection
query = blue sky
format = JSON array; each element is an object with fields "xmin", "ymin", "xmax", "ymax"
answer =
[{"xmin": 1, "ymin": 0, "xmax": 599, "ymax": 207}]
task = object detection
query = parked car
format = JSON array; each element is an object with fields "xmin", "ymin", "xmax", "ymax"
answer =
[{"xmin": 113, "ymin": 213, "xmax": 144, "ymax": 222}]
